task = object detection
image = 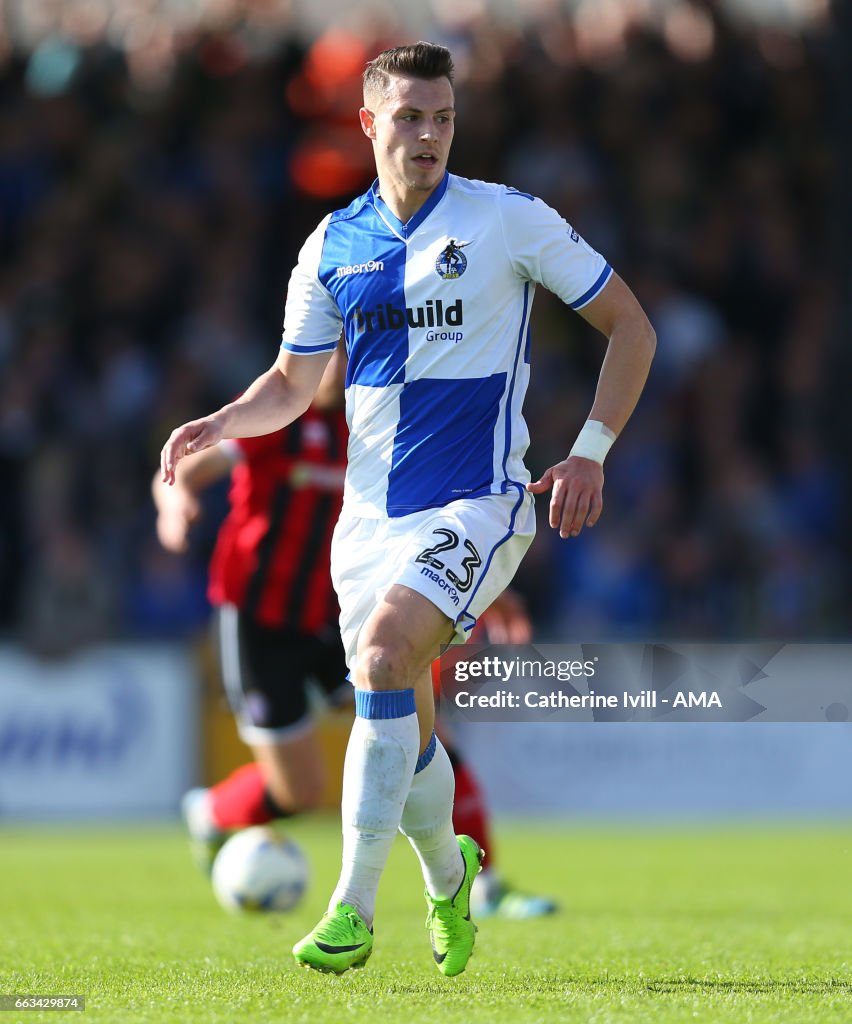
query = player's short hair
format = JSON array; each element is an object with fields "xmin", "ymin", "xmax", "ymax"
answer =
[{"xmin": 363, "ymin": 42, "xmax": 455, "ymax": 104}]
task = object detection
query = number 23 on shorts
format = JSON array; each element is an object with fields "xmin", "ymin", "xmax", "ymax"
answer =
[{"xmin": 415, "ymin": 528, "xmax": 482, "ymax": 594}]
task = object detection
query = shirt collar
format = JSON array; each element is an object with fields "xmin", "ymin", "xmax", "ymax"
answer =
[{"xmin": 370, "ymin": 172, "xmax": 450, "ymax": 237}]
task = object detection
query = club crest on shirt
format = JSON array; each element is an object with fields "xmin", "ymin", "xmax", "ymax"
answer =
[{"xmin": 435, "ymin": 239, "xmax": 471, "ymax": 280}]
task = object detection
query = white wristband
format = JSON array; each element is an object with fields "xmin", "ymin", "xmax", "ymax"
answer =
[{"xmin": 568, "ymin": 420, "xmax": 616, "ymax": 465}]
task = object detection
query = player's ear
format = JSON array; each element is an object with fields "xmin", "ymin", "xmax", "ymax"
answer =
[{"xmin": 359, "ymin": 107, "xmax": 376, "ymax": 140}]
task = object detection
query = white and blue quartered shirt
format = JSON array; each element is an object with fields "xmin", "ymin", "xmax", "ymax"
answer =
[{"xmin": 281, "ymin": 172, "xmax": 612, "ymax": 519}]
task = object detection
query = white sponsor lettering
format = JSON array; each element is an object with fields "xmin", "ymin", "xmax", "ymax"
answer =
[{"xmin": 336, "ymin": 260, "xmax": 385, "ymax": 277}]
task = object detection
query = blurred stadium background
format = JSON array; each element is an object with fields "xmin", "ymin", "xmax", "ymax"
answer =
[{"xmin": 1, "ymin": 0, "xmax": 851, "ymax": 823}]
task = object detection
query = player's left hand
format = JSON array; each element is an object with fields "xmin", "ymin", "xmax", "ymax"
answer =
[{"xmin": 526, "ymin": 456, "xmax": 603, "ymax": 539}]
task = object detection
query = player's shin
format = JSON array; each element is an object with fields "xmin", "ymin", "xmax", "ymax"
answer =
[
  {"xmin": 399, "ymin": 733, "xmax": 465, "ymax": 899},
  {"xmin": 327, "ymin": 688, "xmax": 420, "ymax": 926}
]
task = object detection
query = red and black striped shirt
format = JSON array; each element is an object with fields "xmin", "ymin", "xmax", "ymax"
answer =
[{"xmin": 207, "ymin": 407, "xmax": 348, "ymax": 635}]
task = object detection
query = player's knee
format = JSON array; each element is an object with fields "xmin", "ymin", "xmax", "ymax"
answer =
[{"xmin": 355, "ymin": 637, "xmax": 417, "ymax": 691}]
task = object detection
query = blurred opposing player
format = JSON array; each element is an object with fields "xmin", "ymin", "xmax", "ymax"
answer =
[
  {"xmin": 153, "ymin": 346, "xmax": 555, "ymax": 918},
  {"xmin": 160, "ymin": 42, "xmax": 654, "ymax": 976},
  {"xmin": 153, "ymin": 349, "xmax": 349, "ymax": 870}
]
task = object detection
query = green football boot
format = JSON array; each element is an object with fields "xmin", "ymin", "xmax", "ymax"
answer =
[
  {"xmin": 292, "ymin": 902, "xmax": 374, "ymax": 974},
  {"xmin": 425, "ymin": 835, "xmax": 484, "ymax": 977}
]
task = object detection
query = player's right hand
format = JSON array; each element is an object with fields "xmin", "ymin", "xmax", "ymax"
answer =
[
  {"xmin": 527, "ymin": 455, "xmax": 604, "ymax": 538},
  {"xmin": 160, "ymin": 416, "xmax": 224, "ymax": 485}
]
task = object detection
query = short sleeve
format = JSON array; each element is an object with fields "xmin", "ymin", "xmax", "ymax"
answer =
[
  {"xmin": 497, "ymin": 187, "xmax": 612, "ymax": 310},
  {"xmin": 281, "ymin": 215, "xmax": 343, "ymax": 354}
]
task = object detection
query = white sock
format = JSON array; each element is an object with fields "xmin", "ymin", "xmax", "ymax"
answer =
[
  {"xmin": 329, "ymin": 688, "xmax": 419, "ymax": 927},
  {"xmin": 399, "ymin": 733, "xmax": 464, "ymax": 901}
]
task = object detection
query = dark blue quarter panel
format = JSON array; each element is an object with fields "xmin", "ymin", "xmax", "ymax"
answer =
[{"xmin": 386, "ymin": 373, "xmax": 506, "ymax": 516}]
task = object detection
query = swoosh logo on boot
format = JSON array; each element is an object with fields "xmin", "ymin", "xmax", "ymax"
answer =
[{"xmin": 315, "ymin": 941, "xmax": 365, "ymax": 954}]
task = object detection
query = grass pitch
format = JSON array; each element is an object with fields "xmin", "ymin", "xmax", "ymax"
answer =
[{"xmin": 1, "ymin": 818, "xmax": 850, "ymax": 1023}]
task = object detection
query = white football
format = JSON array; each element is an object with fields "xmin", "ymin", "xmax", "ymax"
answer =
[{"xmin": 211, "ymin": 827, "xmax": 308, "ymax": 913}]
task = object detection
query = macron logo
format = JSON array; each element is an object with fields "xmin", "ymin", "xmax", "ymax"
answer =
[{"xmin": 336, "ymin": 260, "xmax": 384, "ymax": 278}]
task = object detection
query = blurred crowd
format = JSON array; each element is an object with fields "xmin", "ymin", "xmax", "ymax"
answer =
[{"xmin": 0, "ymin": 2, "xmax": 844, "ymax": 655}]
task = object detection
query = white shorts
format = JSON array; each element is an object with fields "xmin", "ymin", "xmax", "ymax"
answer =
[{"xmin": 330, "ymin": 484, "xmax": 536, "ymax": 670}]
